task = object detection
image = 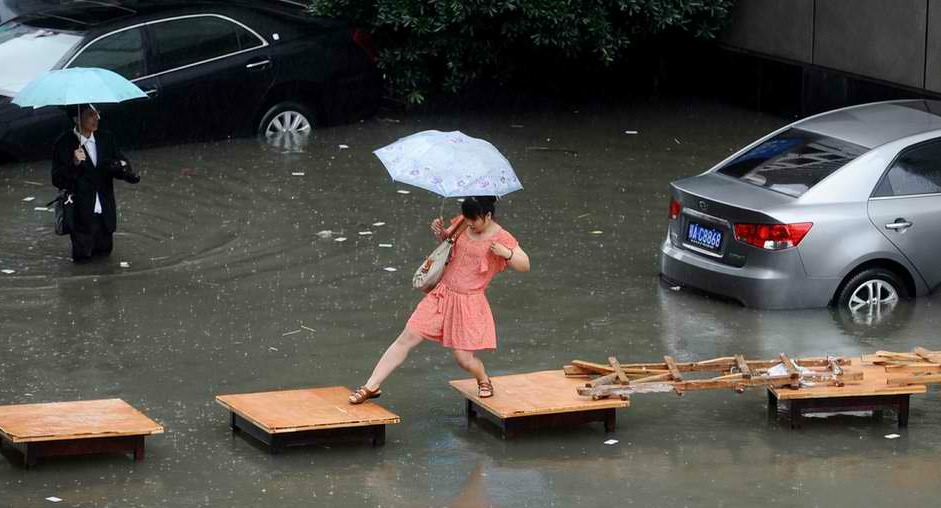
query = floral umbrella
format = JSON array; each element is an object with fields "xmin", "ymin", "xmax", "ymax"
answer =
[{"xmin": 374, "ymin": 130, "xmax": 523, "ymax": 198}]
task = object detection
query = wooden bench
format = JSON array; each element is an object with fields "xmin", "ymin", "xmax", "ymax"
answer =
[
  {"xmin": 216, "ymin": 387, "xmax": 400, "ymax": 453},
  {"xmin": 0, "ymin": 399, "xmax": 163, "ymax": 468},
  {"xmin": 450, "ymin": 370, "xmax": 629, "ymax": 439},
  {"xmin": 768, "ymin": 361, "xmax": 926, "ymax": 429}
]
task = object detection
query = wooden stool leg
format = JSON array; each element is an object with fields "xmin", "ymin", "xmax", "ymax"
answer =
[
  {"xmin": 767, "ymin": 390, "xmax": 777, "ymax": 422},
  {"xmin": 24, "ymin": 444, "xmax": 36, "ymax": 468},
  {"xmin": 372, "ymin": 425, "xmax": 386, "ymax": 447},
  {"xmin": 230, "ymin": 412, "xmax": 241, "ymax": 434},
  {"xmin": 898, "ymin": 395, "xmax": 910, "ymax": 429},
  {"xmin": 788, "ymin": 400, "xmax": 800, "ymax": 429},
  {"xmin": 466, "ymin": 399, "xmax": 477, "ymax": 429},
  {"xmin": 603, "ymin": 409, "xmax": 616, "ymax": 433},
  {"xmin": 133, "ymin": 437, "xmax": 145, "ymax": 462}
]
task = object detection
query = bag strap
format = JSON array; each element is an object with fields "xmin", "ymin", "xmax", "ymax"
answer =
[{"xmin": 445, "ymin": 216, "xmax": 468, "ymax": 242}]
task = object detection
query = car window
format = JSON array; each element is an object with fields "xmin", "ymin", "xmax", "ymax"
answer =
[
  {"xmin": 152, "ymin": 16, "xmax": 261, "ymax": 73},
  {"xmin": 873, "ymin": 140, "xmax": 941, "ymax": 197},
  {"xmin": 70, "ymin": 27, "xmax": 145, "ymax": 80},
  {"xmin": 0, "ymin": 22, "xmax": 83, "ymax": 95},
  {"xmin": 716, "ymin": 128, "xmax": 867, "ymax": 197}
]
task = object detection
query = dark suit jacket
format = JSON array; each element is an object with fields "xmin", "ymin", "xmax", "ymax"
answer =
[{"xmin": 51, "ymin": 130, "xmax": 139, "ymax": 234}]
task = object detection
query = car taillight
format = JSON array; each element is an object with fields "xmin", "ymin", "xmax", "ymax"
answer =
[
  {"xmin": 353, "ymin": 29, "xmax": 377, "ymax": 64},
  {"xmin": 733, "ymin": 222, "xmax": 813, "ymax": 250},
  {"xmin": 669, "ymin": 198, "xmax": 681, "ymax": 220}
]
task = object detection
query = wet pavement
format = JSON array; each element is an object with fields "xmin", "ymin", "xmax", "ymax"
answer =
[{"xmin": 1, "ymin": 96, "xmax": 941, "ymax": 507}]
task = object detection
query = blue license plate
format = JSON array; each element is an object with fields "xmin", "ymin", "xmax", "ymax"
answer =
[{"xmin": 687, "ymin": 222, "xmax": 723, "ymax": 251}]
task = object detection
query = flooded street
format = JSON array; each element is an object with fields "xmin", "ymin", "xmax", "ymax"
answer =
[{"xmin": 2, "ymin": 96, "xmax": 941, "ymax": 507}]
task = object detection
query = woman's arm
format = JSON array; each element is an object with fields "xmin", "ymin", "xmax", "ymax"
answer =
[{"xmin": 491, "ymin": 243, "xmax": 530, "ymax": 272}]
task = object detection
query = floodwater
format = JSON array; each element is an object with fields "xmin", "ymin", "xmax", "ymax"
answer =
[{"xmin": 1, "ymin": 96, "xmax": 941, "ymax": 507}]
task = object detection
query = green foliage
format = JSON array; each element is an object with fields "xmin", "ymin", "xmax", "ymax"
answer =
[{"xmin": 310, "ymin": 0, "xmax": 735, "ymax": 103}]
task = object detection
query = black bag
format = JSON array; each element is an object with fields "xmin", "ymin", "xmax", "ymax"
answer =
[{"xmin": 47, "ymin": 189, "xmax": 74, "ymax": 236}]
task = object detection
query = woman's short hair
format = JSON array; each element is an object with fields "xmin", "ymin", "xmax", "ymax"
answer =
[{"xmin": 461, "ymin": 196, "xmax": 497, "ymax": 220}]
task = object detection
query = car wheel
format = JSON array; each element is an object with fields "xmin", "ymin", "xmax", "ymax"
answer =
[
  {"xmin": 835, "ymin": 268, "xmax": 906, "ymax": 319},
  {"xmin": 258, "ymin": 102, "xmax": 314, "ymax": 137}
]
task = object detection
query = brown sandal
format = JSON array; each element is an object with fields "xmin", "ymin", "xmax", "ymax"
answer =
[
  {"xmin": 348, "ymin": 386, "xmax": 382, "ymax": 405},
  {"xmin": 478, "ymin": 379, "xmax": 494, "ymax": 398}
]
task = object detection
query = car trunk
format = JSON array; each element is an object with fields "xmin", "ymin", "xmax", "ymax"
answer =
[{"xmin": 668, "ymin": 173, "xmax": 795, "ymax": 267}]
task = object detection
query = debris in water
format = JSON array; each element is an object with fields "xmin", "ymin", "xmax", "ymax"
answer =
[
  {"xmin": 674, "ymin": 138, "xmax": 681, "ymax": 145},
  {"xmin": 590, "ymin": 230, "xmax": 603, "ymax": 235},
  {"xmin": 383, "ymin": 267, "xmax": 397, "ymax": 272},
  {"xmin": 45, "ymin": 497, "xmax": 63, "ymax": 503},
  {"xmin": 120, "ymin": 261, "xmax": 130, "ymax": 268},
  {"xmin": 334, "ymin": 237, "xmax": 347, "ymax": 242},
  {"xmin": 34, "ymin": 207, "xmax": 51, "ymax": 212},
  {"xmin": 22, "ymin": 196, "xmax": 35, "ymax": 202},
  {"xmin": 338, "ymin": 144, "xmax": 349, "ymax": 149},
  {"xmin": 885, "ymin": 433, "xmax": 901, "ymax": 439},
  {"xmin": 268, "ymin": 346, "xmax": 279, "ymax": 352},
  {"xmin": 372, "ymin": 222, "xmax": 386, "ymax": 227},
  {"xmin": 624, "ymin": 130, "xmax": 638, "ymax": 135},
  {"xmin": 604, "ymin": 439, "xmax": 619, "ymax": 445},
  {"xmin": 1, "ymin": 269, "xmax": 14, "ymax": 275},
  {"xmin": 379, "ymin": 243, "xmax": 393, "ymax": 248},
  {"xmin": 396, "ymin": 189, "xmax": 411, "ymax": 195},
  {"xmin": 510, "ymin": 124, "xmax": 524, "ymax": 128},
  {"xmin": 670, "ymin": 286, "xmax": 681, "ymax": 291},
  {"xmin": 281, "ymin": 330, "xmax": 301, "ymax": 337},
  {"xmin": 358, "ymin": 231, "xmax": 373, "ymax": 236},
  {"xmin": 291, "ymin": 172, "xmax": 305, "ymax": 176},
  {"xmin": 316, "ymin": 230, "xmax": 333, "ymax": 239},
  {"xmin": 301, "ymin": 325, "xmax": 316, "ymax": 333}
]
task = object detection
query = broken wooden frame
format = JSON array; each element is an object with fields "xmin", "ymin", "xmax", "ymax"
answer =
[
  {"xmin": 566, "ymin": 354, "xmax": 859, "ymax": 400},
  {"xmin": 873, "ymin": 347, "xmax": 941, "ymax": 386}
]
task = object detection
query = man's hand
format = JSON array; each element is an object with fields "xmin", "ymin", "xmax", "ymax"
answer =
[{"xmin": 73, "ymin": 148, "xmax": 86, "ymax": 165}]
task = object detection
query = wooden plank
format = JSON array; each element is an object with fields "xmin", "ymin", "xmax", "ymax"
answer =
[
  {"xmin": 215, "ymin": 387, "xmax": 400, "ymax": 434},
  {"xmin": 0, "ymin": 399, "xmax": 163, "ymax": 444},
  {"xmin": 629, "ymin": 373, "xmax": 673, "ymax": 384},
  {"xmin": 771, "ymin": 362, "xmax": 926, "ymax": 400},
  {"xmin": 735, "ymin": 355, "xmax": 752, "ymax": 378},
  {"xmin": 608, "ymin": 357, "xmax": 629, "ymax": 384},
  {"xmin": 887, "ymin": 374, "xmax": 941, "ymax": 386},
  {"xmin": 450, "ymin": 370, "xmax": 627, "ymax": 419},
  {"xmin": 664, "ymin": 356, "xmax": 683, "ymax": 382},
  {"xmin": 587, "ymin": 373, "xmax": 619, "ymax": 388},
  {"xmin": 570, "ymin": 360, "xmax": 614, "ymax": 375},
  {"xmin": 914, "ymin": 347, "xmax": 936, "ymax": 362},
  {"xmin": 779, "ymin": 353, "xmax": 800, "ymax": 389}
]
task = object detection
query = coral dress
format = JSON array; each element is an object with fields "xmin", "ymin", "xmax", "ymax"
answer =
[{"xmin": 406, "ymin": 222, "xmax": 519, "ymax": 351}]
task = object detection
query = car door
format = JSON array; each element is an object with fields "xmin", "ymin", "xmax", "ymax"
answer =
[
  {"xmin": 868, "ymin": 139, "xmax": 941, "ymax": 291},
  {"xmin": 66, "ymin": 25, "xmax": 159, "ymax": 148},
  {"xmin": 147, "ymin": 13, "xmax": 274, "ymax": 143}
]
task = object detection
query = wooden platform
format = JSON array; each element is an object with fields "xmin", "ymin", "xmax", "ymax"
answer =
[
  {"xmin": 0, "ymin": 399, "xmax": 163, "ymax": 468},
  {"xmin": 215, "ymin": 387, "xmax": 400, "ymax": 453},
  {"xmin": 768, "ymin": 360, "xmax": 926, "ymax": 429},
  {"xmin": 449, "ymin": 370, "xmax": 629, "ymax": 439}
]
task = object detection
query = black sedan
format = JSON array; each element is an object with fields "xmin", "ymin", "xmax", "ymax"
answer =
[{"xmin": 0, "ymin": 0, "xmax": 381, "ymax": 163}]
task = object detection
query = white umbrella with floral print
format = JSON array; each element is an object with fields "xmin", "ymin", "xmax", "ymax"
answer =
[{"xmin": 374, "ymin": 130, "xmax": 522, "ymax": 197}]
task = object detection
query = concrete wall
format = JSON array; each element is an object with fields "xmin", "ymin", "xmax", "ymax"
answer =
[{"xmin": 721, "ymin": 0, "xmax": 941, "ymax": 92}]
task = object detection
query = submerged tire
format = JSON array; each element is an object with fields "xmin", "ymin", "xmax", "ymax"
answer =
[
  {"xmin": 257, "ymin": 102, "xmax": 315, "ymax": 137},
  {"xmin": 835, "ymin": 268, "xmax": 906, "ymax": 314}
]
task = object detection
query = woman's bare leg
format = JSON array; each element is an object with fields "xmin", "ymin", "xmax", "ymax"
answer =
[
  {"xmin": 362, "ymin": 328, "xmax": 426, "ymax": 391},
  {"xmin": 451, "ymin": 349, "xmax": 489, "ymax": 383}
]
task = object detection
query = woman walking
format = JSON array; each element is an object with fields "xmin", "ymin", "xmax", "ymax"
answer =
[{"xmin": 349, "ymin": 196, "xmax": 530, "ymax": 404}]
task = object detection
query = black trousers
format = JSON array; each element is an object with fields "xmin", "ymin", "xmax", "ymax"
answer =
[{"xmin": 70, "ymin": 214, "xmax": 113, "ymax": 261}]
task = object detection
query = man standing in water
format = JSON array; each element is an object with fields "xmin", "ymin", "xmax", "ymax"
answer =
[{"xmin": 51, "ymin": 105, "xmax": 139, "ymax": 262}]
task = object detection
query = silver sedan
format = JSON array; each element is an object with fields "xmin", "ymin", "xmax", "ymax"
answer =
[{"xmin": 660, "ymin": 100, "xmax": 941, "ymax": 316}]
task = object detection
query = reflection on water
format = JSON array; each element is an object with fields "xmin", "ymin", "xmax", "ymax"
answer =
[{"xmin": 1, "ymin": 97, "xmax": 941, "ymax": 506}]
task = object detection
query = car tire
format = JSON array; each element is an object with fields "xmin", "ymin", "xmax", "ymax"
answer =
[
  {"xmin": 835, "ymin": 268, "xmax": 907, "ymax": 314},
  {"xmin": 257, "ymin": 102, "xmax": 315, "ymax": 137}
]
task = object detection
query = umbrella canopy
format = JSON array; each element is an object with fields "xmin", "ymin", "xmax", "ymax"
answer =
[
  {"xmin": 374, "ymin": 130, "xmax": 522, "ymax": 198},
  {"xmin": 12, "ymin": 67, "xmax": 146, "ymax": 109}
]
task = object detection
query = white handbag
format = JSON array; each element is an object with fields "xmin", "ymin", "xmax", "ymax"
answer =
[{"xmin": 412, "ymin": 219, "xmax": 467, "ymax": 292}]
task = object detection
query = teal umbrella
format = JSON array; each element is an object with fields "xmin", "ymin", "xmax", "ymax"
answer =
[
  {"xmin": 12, "ymin": 67, "xmax": 146, "ymax": 109},
  {"xmin": 12, "ymin": 67, "xmax": 147, "ymax": 139}
]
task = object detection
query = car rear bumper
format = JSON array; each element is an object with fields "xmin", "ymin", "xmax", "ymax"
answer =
[{"xmin": 660, "ymin": 238, "xmax": 835, "ymax": 309}]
